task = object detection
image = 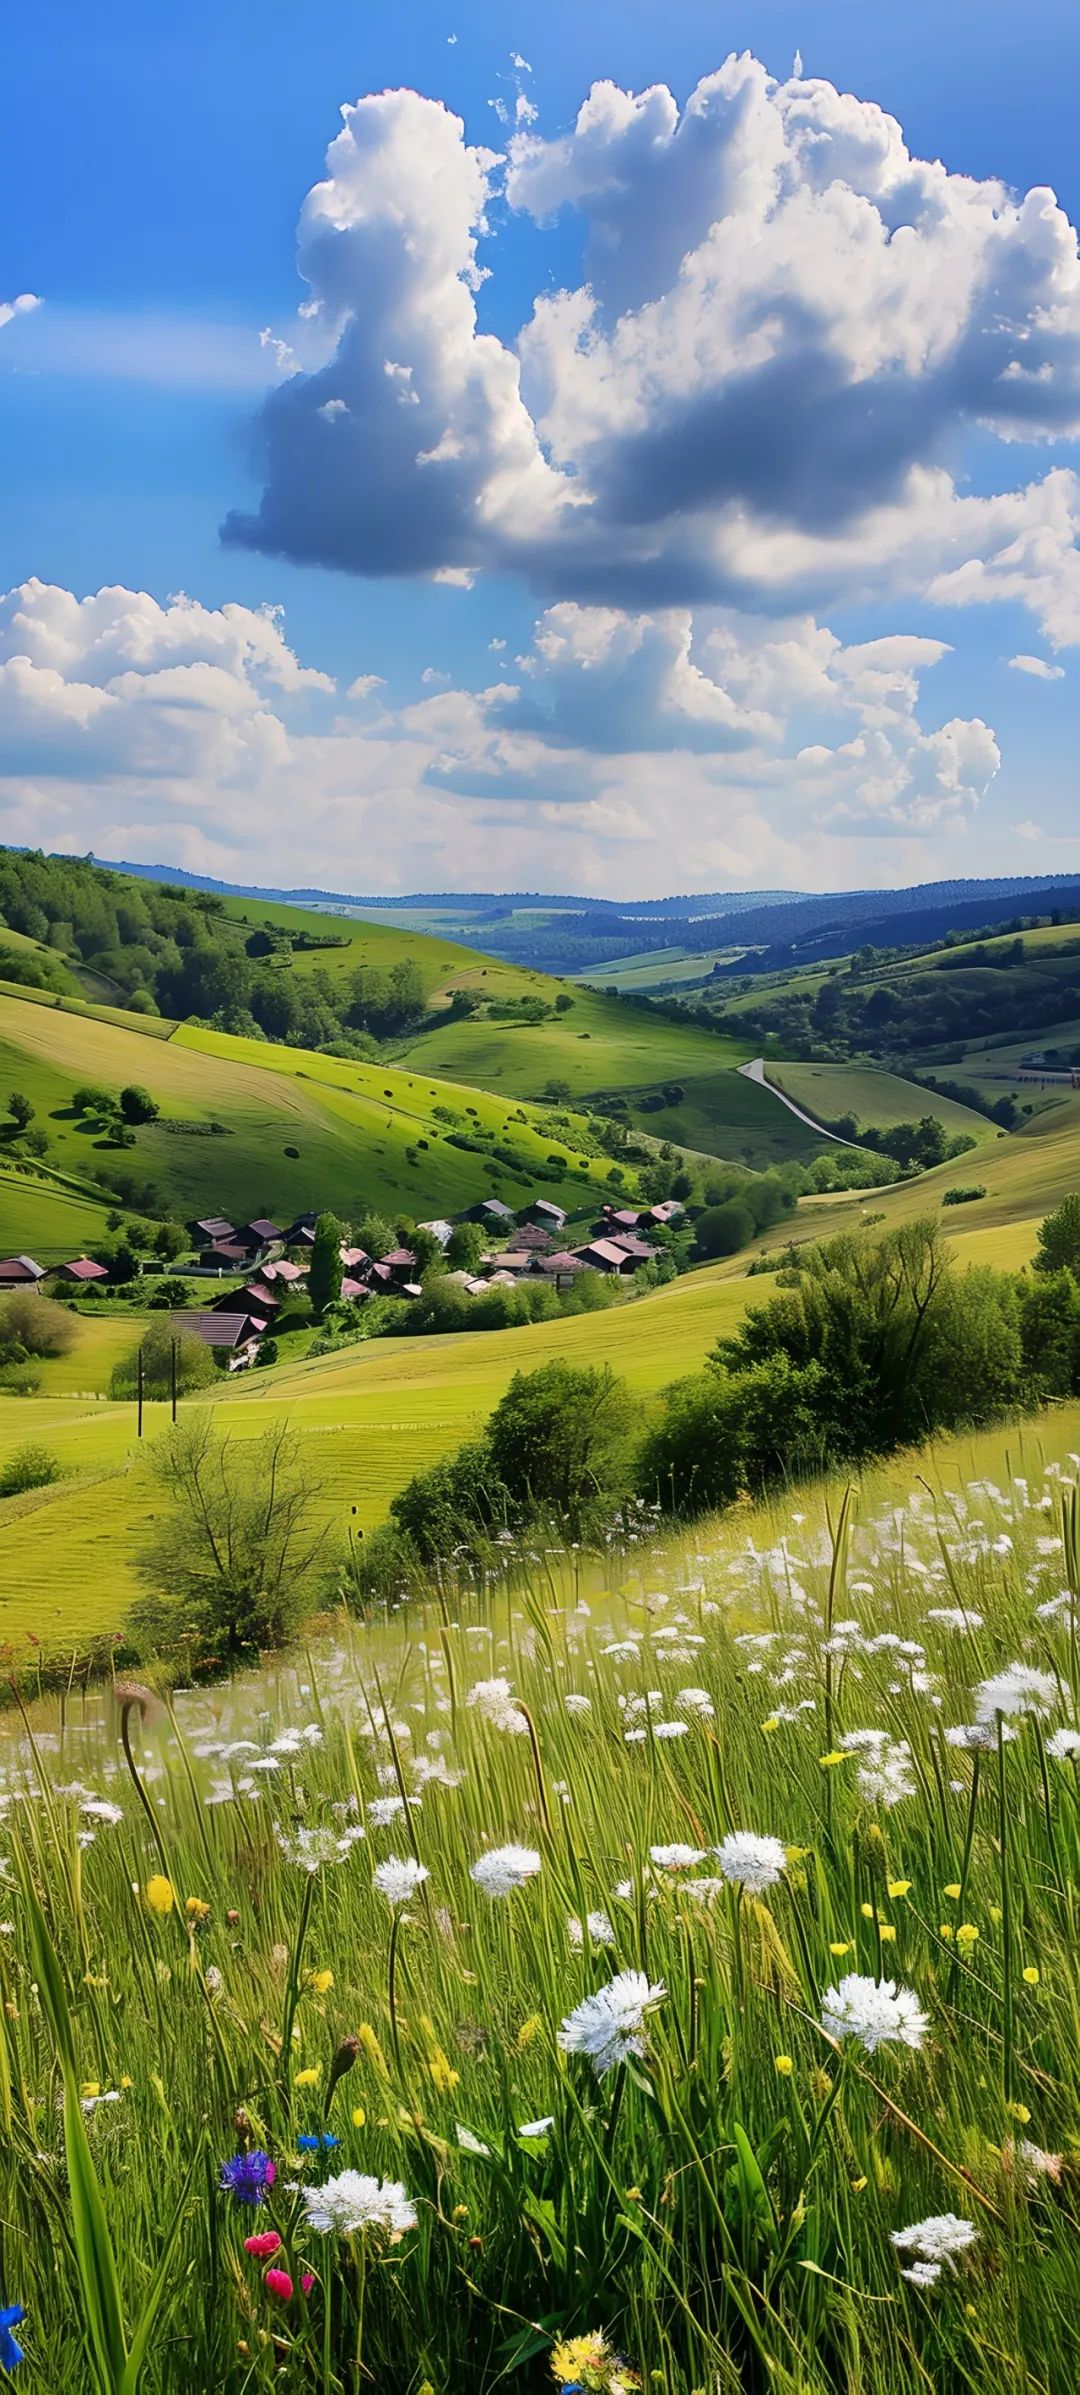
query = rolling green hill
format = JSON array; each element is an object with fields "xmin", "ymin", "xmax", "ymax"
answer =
[
  {"xmin": 766, "ymin": 1061, "xmax": 996, "ymax": 1144},
  {"xmin": 0, "ymin": 991, "xmax": 630, "ymax": 1237}
]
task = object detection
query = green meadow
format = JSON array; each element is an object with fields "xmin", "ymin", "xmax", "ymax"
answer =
[{"xmin": 766, "ymin": 1062, "xmax": 996, "ymax": 1144}]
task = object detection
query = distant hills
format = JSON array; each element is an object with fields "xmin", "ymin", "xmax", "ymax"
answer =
[{"xmin": 99, "ymin": 859, "xmax": 1080, "ymax": 975}]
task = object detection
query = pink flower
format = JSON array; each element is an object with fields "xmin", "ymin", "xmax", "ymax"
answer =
[
  {"xmin": 265, "ymin": 2268, "xmax": 294, "ymax": 2301},
  {"xmin": 244, "ymin": 2231, "xmax": 281, "ymax": 2259},
  {"xmin": 301, "ymin": 2273, "xmax": 315, "ymax": 2296}
]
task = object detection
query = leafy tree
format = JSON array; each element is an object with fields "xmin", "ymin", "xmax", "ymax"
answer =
[
  {"xmin": 130, "ymin": 1415, "xmax": 328, "ymax": 1660},
  {"xmin": 638, "ymin": 1355, "xmax": 827, "ymax": 1514},
  {"xmin": 389, "ymin": 1440, "xmax": 510, "ymax": 1565},
  {"xmin": 119, "ymin": 1084, "xmax": 159, "ymax": 1125},
  {"xmin": 446, "ymin": 1220, "xmax": 486, "ymax": 1272},
  {"xmin": 1018, "ymin": 1269, "xmax": 1080, "ymax": 1396},
  {"xmin": 1033, "ymin": 1192, "xmax": 1080, "ymax": 1277},
  {"xmin": 110, "ymin": 1319, "xmax": 216, "ymax": 1398},
  {"xmin": 309, "ymin": 1211, "xmax": 345, "ymax": 1319},
  {"xmin": 409, "ymin": 1225, "xmax": 445, "ymax": 1277},
  {"xmin": 486, "ymin": 1360, "xmax": 638, "ymax": 1534},
  {"xmin": 147, "ymin": 1276, "xmax": 192, "ymax": 1310},
  {"xmin": 7, "ymin": 1090, "xmax": 33, "ymax": 1132},
  {"xmin": 153, "ymin": 1219, "xmax": 188, "ymax": 1261},
  {"xmin": 354, "ymin": 1212, "xmax": 393, "ymax": 1261},
  {"xmin": 72, "ymin": 1084, "xmax": 113, "ymax": 1117},
  {"xmin": 694, "ymin": 1201, "xmax": 756, "ymax": 1260}
]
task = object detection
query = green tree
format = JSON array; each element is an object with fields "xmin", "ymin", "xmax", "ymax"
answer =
[
  {"xmin": 154, "ymin": 1219, "xmax": 188, "ymax": 1261},
  {"xmin": 130, "ymin": 1415, "xmax": 328, "ymax": 1661},
  {"xmin": 446, "ymin": 1219, "xmax": 486, "ymax": 1272},
  {"xmin": 694, "ymin": 1200, "xmax": 755, "ymax": 1260},
  {"xmin": 486, "ymin": 1360, "xmax": 638, "ymax": 1535},
  {"xmin": 355, "ymin": 1212, "xmax": 393, "ymax": 1260},
  {"xmin": 7, "ymin": 1090, "xmax": 34, "ymax": 1132},
  {"xmin": 1033, "ymin": 1193, "xmax": 1080, "ymax": 1277},
  {"xmin": 309, "ymin": 1211, "xmax": 345, "ymax": 1319},
  {"xmin": 110, "ymin": 1318, "xmax": 216, "ymax": 1398},
  {"xmin": 638, "ymin": 1354, "xmax": 827, "ymax": 1515},
  {"xmin": 119, "ymin": 1084, "xmax": 159, "ymax": 1125}
]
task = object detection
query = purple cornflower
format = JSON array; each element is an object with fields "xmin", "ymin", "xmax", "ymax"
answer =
[
  {"xmin": 219, "ymin": 2150, "xmax": 276, "ymax": 2206},
  {"xmin": 0, "ymin": 2306, "xmax": 25, "ymax": 2372}
]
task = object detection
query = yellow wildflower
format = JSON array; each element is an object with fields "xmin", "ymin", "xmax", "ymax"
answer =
[
  {"xmin": 185, "ymin": 1896, "xmax": 209, "ymax": 1921},
  {"xmin": 294, "ymin": 2065, "xmax": 321, "ymax": 2089},
  {"xmin": 943, "ymin": 1883, "xmax": 962, "ymax": 1900},
  {"xmin": 828, "ymin": 1940, "xmax": 852, "ymax": 1957},
  {"xmin": 145, "ymin": 1876, "xmax": 175, "ymax": 1917},
  {"xmin": 956, "ymin": 1922, "xmax": 979, "ymax": 1945},
  {"xmin": 80, "ymin": 2081, "xmax": 100, "ymax": 2101},
  {"xmin": 774, "ymin": 2054, "xmax": 794, "ymax": 2077},
  {"xmin": 119, "ymin": 2075, "xmax": 133, "ymax": 2090},
  {"xmin": 887, "ymin": 1881, "xmax": 911, "ymax": 1899},
  {"xmin": 877, "ymin": 1924, "xmax": 896, "ymax": 1942},
  {"xmin": 819, "ymin": 1750, "xmax": 848, "ymax": 1768},
  {"xmin": 851, "ymin": 2175, "xmax": 868, "ymax": 2192},
  {"xmin": 308, "ymin": 1968, "xmax": 334, "ymax": 1995},
  {"xmin": 762, "ymin": 1717, "xmax": 780, "ymax": 1734},
  {"xmin": 351, "ymin": 2105, "xmax": 366, "ymax": 2128},
  {"xmin": 1022, "ymin": 1965, "xmax": 1040, "ymax": 1987},
  {"xmin": 516, "ymin": 2015, "xmax": 542, "ymax": 2050},
  {"xmin": 356, "ymin": 2023, "xmax": 388, "ymax": 2076},
  {"xmin": 939, "ymin": 1924, "xmax": 955, "ymax": 1940},
  {"xmin": 1007, "ymin": 2101, "xmax": 1031, "ymax": 2125}
]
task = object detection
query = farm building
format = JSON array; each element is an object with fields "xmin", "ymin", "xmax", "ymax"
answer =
[
  {"xmin": 578, "ymin": 1237, "xmax": 642, "ymax": 1276},
  {"xmin": 53, "ymin": 1257, "xmax": 110, "ymax": 1286},
  {"xmin": 200, "ymin": 1241, "xmax": 250, "ymax": 1270},
  {"xmin": 524, "ymin": 1198, "xmax": 567, "ymax": 1229},
  {"xmin": 171, "ymin": 1310, "xmax": 266, "ymax": 1367},
  {"xmin": 418, "ymin": 1218, "xmax": 454, "ymax": 1247},
  {"xmin": 0, "ymin": 1255, "xmax": 45, "ymax": 1287},
  {"xmin": 192, "ymin": 1215, "xmax": 236, "ymax": 1244}
]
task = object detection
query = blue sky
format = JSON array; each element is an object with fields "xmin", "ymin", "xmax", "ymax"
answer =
[{"xmin": 2, "ymin": 0, "xmax": 1079, "ymax": 895}]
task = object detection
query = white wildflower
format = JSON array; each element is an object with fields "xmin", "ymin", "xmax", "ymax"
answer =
[
  {"xmin": 300, "ymin": 2170, "xmax": 416, "ymax": 2237},
  {"xmin": 649, "ymin": 1843, "xmax": 706, "ymax": 1873},
  {"xmin": 892, "ymin": 2214, "xmax": 977, "ymax": 2272},
  {"xmin": 821, "ymin": 1973, "xmax": 928, "ymax": 2054},
  {"xmin": 568, "ymin": 1911, "xmax": 615, "ymax": 1948},
  {"xmin": 1046, "ymin": 1726, "xmax": 1080, "ymax": 1761},
  {"xmin": 558, "ymin": 1968, "xmax": 666, "ymax": 2078},
  {"xmin": 467, "ymin": 1677, "xmax": 528, "ymax": 1735},
  {"xmin": 517, "ymin": 2116, "xmax": 554, "ymax": 2138},
  {"xmin": 715, "ymin": 1831, "xmax": 787, "ymax": 1894},
  {"xmin": 974, "ymin": 1664, "xmax": 1057, "ymax": 1723},
  {"xmin": 470, "ymin": 1844, "xmax": 541, "ymax": 1898},
  {"xmin": 373, "ymin": 1855, "xmax": 429, "ymax": 1907}
]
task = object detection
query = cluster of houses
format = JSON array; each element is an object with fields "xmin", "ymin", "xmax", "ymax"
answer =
[{"xmin": 1, "ymin": 1193, "xmax": 685, "ymax": 1373}]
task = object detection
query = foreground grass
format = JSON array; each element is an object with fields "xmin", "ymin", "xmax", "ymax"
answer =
[{"xmin": 0, "ymin": 1423, "xmax": 1078, "ymax": 2390}]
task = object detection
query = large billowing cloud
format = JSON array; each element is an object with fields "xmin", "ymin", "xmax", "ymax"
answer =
[
  {"xmin": 223, "ymin": 55, "xmax": 1080, "ymax": 634},
  {"xmin": 0, "ymin": 580, "xmax": 998, "ymax": 895}
]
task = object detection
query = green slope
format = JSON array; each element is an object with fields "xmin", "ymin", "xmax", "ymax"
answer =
[
  {"xmin": 768, "ymin": 1061, "xmax": 996, "ymax": 1144},
  {"xmin": 0, "ymin": 991, "xmax": 623, "ymax": 1242}
]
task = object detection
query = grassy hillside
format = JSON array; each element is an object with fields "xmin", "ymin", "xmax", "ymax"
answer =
[
  {"xmin": 767, "ymin": 1060, "xmax": 996, "ymax": 1143},
  {"xmin": 0, "ymin": 991, "xmax": 628, "ymax": 1237},
  {"xmin": 0, "ymin": 1162, "xmax": 116, "ymax": 1261},
  {"xmin": 3, "ymin": 1079, "xmax": 1073, "ymax": 1654}
]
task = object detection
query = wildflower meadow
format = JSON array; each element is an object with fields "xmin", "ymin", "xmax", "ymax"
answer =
[{"xmin": 1, "ymin": 1431, "xmax": 1078, "ymax": 2392}]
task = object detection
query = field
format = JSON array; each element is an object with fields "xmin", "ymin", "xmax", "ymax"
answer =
[
  {"xmin": 1, "ymin": 1412, "xmax": 1078, "ymax": 2390},
  {"xmin": 571, "ymin": 947, "xmax": 746, "ymax": 992},
  {"xmin": 766, "ymin": 1063, "xmax": 996, "ymax": 1144},
  {"xmin": 0, "ymin": 992, "xmax": 630, "ymax": 1242},
  {"xmin": 0, "ymin": 1162, "xmax": 116, "ymax": 1262}
]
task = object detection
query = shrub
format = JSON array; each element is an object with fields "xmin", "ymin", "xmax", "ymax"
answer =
[
  {"xmin": 109, "ymin": 1320, "xmax": 217, "ymax": 1399},
  {"xmin": 0, "ymin": 1441, "xmax": 62, "ymax": 1496},
  {"xmin": 942, "ymin": 1185, "xmax": 986, "ymax": 1205},
  {"xmin": 1033, "ymin": 1192, "xmax": 1080, "ymax": 1275},
  {"xmin": 119, "ymin": 1084, "xmax": 159, "ymax": 1125},
  {"xmin": 486, "ymin": 1360, "xmax": 638, "ymax": 1536},
  {"xmin": 0, "ymin": 1291, "xmax": 77, "ymax": 1360},
  {"xmin": 129, "ymin": 1414, "xmax": 327, "ymax": 1662}
]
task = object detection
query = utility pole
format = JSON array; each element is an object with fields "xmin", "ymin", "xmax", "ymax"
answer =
[
  {"xmin": 136, "ymin": 1343, "xmax": 144, "ymax": 1440},
  {"xmin": 170, "ymin": 1336, "xmax": 178, "ymax": 1424}
]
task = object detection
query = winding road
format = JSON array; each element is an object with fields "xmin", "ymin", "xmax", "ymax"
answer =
[{"xmin": 737, "ymin": 1057, "xmax": 859, "ymax": 1147}]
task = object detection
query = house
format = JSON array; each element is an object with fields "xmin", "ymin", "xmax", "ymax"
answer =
[
  {"xmin": 254, "ymin": 1257, "xmax": 305, "ymax": 1288},
  {"xmin": 340, "ymin": 1276, "xmax": 370, "ymax": 1303},
  {"xmin": 200, "ymin": 1241, "xmax": 251, "ymax": 1271},
  {"xmin": 171, "ymin": 1309, "xmax": 266, "ymax": 1368},
  {"xmin": 213, "ymin": 1280, "xmax": 281, "ymax": 1317},
  {"xmin": 495, "ymin": 1251, "xmax": 533, "ymax": 1275},
  {"xmin": 0, "ymin": 1255, "xmax": 45, "ymax": 1287},
  {"xmin": 604, "ymin": 1232, "xmax": 654, "ymax": 1263},
  {"xmin": 578, "ymin": 1237, "xmax": 641, "ymax": 1276},
  {"xmin": 283, "ymin": 1212, "xmax": 319, "ymax": 1244},
  {"xmin": 418, "ymin": 1218, "xmax": 454, "ymax": 1247},
  {"xmin": 523, "ymin": 1198, "xmax": 567, "ymax": 1229},
  {"xmin": 542, "ymin": 1250, "xmax": 588, "ymax": 1283},
  {"xmin": 54, "ymin": 1257, "xmax": 110, "ymax": 1286},
  {"xmin": 382, "ymin": 1247, "xmax": 417, "ymax": 1285},
  {"xmin": 339, "ymin": 1245, "xmax": 370, "ymax": 1271},
  {"xmin": 515, "ymin": 1223, "xmax": 555, "ymax": 1252},
  {"xmin": 193, "ymin": 1215, "xmax": 236, "ymax": 1245},
  {"xmin": 647, "ymin": 1200, "xmax": 684, "ymax": 1226},
  {"xmin": 236, "ymin": 1218, "xmax": 284, "ymax": 1256},
  {"xmin": 600, "ymin": 1206, "xmax": 645, "ymax": 1232},
  {"xmin": 473, "ymin": 1198, "xmax": 515, "ymax": 1226}
]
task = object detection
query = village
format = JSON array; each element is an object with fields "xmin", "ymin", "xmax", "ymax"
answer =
[{"xmin": 0, "ymin": 1192, "xmax": 686, "ymax": 1368}]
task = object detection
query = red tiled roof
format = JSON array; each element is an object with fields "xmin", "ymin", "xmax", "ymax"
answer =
[
  {"xmin": 0, "ymin": 1255, "xmax": 44, "ymax": 1280},
  {"xmin": 171, "ymin": 1310, "xmax": 262, "ymax": 1349},
  {"xmin": 57, "ymin": 1257, "xmax": 109, "ymax": 1282}
]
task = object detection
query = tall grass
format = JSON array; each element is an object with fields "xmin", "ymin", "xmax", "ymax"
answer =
[{"xmin": 0, "ymin": 1430, "xmax": 1078, "ymax": 2391}]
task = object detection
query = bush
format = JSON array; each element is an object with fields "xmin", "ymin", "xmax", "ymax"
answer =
[
  {"xmin": 942, "ymin": 1185, "xmax": 986, "ymax": 1206},
  {"xmin": 694, "ymin": 1200, "xmax": 756, "ymax": 1259},
  {"xmin": 119, "ymin": 1084, "xmax": 159, "ymax": 1125},
  {"xmin": 0, "ymin": 1291, "xmax": 77, "ymax": 1361},
  {"xmin": 1034, "ymin": 1192, "xmax": 1080, "ymax": 1276},
  {"xmin": 486, "ymin": 1360, "xmax": 638, "ymax": 1535},
  {"xmin": 109, "ymin": 1320, "xmax": 217, "ymax": 1400},
  {"xmin": 0, "ymin": 1441, "xmax": 62, "ymax": 1496}
]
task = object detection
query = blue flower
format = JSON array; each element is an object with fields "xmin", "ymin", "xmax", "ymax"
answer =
[
  {"xmin": 297, "ymin": 2132, "xmax": 339, "ymax": 2152},
  {"xmin": 219, "ymin": 2150, "xmax": 276, "ymax": 2205},
  {"xmin": 0, "ymin": 2306, "xmax": 25, "ymax": 2372}
]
